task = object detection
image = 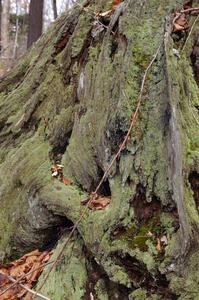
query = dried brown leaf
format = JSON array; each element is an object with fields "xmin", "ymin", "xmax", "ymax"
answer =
[
  {"xmin": 173, "ymin": 12, "xmax": 189, "ymax": 32},
  {"xmin": 0, "ymin": 272, "xmax": 8, "ymax": 286},
  {"xmin": 24, "ymin": 292, "xmax": 34, "ymax": 300},
  {"xmin": 173, "ymin": 23, "xmax": 184, "ymax": 32},
  {"xmin": 10, "ymin": 265, "xmax": 26, "ymax": 278},
  {"xmin": 0, "ymin": 289, "xmax": 16, "ymax": 300},
  {"xmin": 61, "ymin": 176, "xmax": 73, "ymax": 186},
  {"xmin": 16, "ymin": 283, "xmax": 32, "ymax": 298},
  {"xmin": 156, "ymin": 238, "xmax": 161, "ymax": 252},
  {"xmin": 89, "ymin": 196, "xmax": 111, "ymax": 210},
  {"xmin": 0, "ymin": 249, "xmax": 52, "ymax": 300},
  {"xmin": 112, "ymin": 0, "xmax": 122, "ymax": 10}
]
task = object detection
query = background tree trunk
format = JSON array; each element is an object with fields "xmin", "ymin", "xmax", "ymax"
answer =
[
  {"xmin": 12, "ymin": 0, "xmax": 19, "ymax": 59},
  {"xmin": 0, "ymin": 0, "xmax": 198, "ymax": 299},
  {"xmin": 1, "ymin": 0, "xmax": 10, "ymax": 59},
  {"xmin": 52, "ymin": 0, "xmax": 58, "ymax": 20},
  {"xmin": 27, "ymin": 0, "xmax": 44, "ymax": 48}
]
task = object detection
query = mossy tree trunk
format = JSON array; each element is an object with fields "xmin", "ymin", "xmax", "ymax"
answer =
[{"xmin": 0, "ymin": 0, "xmax": 199, "ymax": 299}]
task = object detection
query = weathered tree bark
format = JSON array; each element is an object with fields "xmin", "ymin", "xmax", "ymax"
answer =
[
  {"xmin": 27, "ymin": 0, "xmax": 44, "ymax": 48},
  {"xmin": 52, "ymin": 0, "xmax": 58, "ymax": 20},
  {"xmin": 0, "ymin": 0, "xmax": 199, "ymax": 299},
  {"xmin": 0, "ymin": 0, "xmax": 2, "ymax": 50},
  {"xmin": 1, "ymin": 0, "xmax": 10, "ymax": 58}
]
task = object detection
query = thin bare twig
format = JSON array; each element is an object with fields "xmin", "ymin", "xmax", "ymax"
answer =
[
  {"xmin": 0, "ymin": 272, "xmax": 51, "ymax": 300},
  {"xmin": 181, "ymin": 15, "xmax": 199, "ymax": 52},
  {"xmin": 71, "ymin": 0, "xmax": 116, "ymax": 33},
  {"xmin": 94, "ymin": 43, "xmax": 161, "ymax": 195},
  {"xmin": 180, "ymin": 7, "xmax": 199, "ymax": 14},
  {"xmin": 35, "ymin": 42, "xmax": 161, "ymax": 295}
]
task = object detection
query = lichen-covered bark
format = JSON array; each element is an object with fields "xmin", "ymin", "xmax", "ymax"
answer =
[{"xmin": 0, "ymin": 0, "xmax": 199, "ymax": 299}]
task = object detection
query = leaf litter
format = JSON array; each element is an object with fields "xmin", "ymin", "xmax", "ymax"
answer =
[{"xmin": 0, "ymin": 250, "xmax": 52, "ymax": 300}]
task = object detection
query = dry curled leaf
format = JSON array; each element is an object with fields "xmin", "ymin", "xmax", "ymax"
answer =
[
  {"xmin": 0, "ymin": 250, "xmax": 52, "ymax": 300},
  {"xmin": 172, "ymin": 11, "xmax": 189, "ymax": 32},
  {"xmin": 61, "ymin": 176, "xmax": 73, "ymax": 186},
  {"xmin": 112, "ymin": 0, "xmax": 122, "ymax": 10},
  {"xmin": 90, "ymin": 196, "xmax": 111, "ymax": 210},
  {"xmin": 156, "ymin": 238, "xmax": 161, "ymax": 252},
  {"xmin": 82, "ymin": 193, "xmax": 111, "ymax": 211},
  {"xmin": 183, "ymin": 0, "xmax": 192, "ymax": 10},
  {"xmin": 97, "ymin": 0, "xmax": 123, "ymax": 18},
  {"xmin": 51, "ymin": 164, "xmax": 72, "ymax": 186}
]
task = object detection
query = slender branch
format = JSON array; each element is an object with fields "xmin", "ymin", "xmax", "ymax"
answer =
[
  {"xmin": 0, "ymin": 272, "xmax": 51, "ymax": 300},
  {"xmin": 180, "ymin": 7, "xmax": 199, "ymax": 14},
  {"xmin": 71, "ymin": 0, "xmax": 115, "ymax": 33},
  {"xmin": 94, "ymin": 43, "xmax": 161, "ymax": 195},
  {"xmin": 35, "ymin": 43, "xmax": 161, "ymax": 296},
  {"xmin": 181, "ymin": 15, "xmax": 199, "ymax": 52}
]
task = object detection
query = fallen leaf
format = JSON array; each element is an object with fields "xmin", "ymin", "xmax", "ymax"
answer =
[
  {"xmin": 0, "ymin": 249, "xmax": 52, "ymax": 300},
  {"xmin": 16, "ymin": 285, "xmax": 30, "ymax": 298},
  {"xmin": 0, "ymin": 289, "xmax": 15, "ymax": 300},
  {"xmin": 172, "ymin": 12, "xmax": 189, "ymax": 32},
  {"xmin": 24, "ymin": 292, "xmax": 34, "ymax": 300},
  {"xmin": 51, "ymin": 164, "xmax": 72, "ymax": 186},
  {"xmin": 173, "ymin": 23, "xmax": 184, "ymax": 32},
  {"xmin": 52, "ymin": 170, "xmax": 58, "ymax": 177},
  {"xmin": 10, "ymin": 265, "xmax": 26, "ymax": 278},
  {"xmin": 183, "ymin": 0, "xmax": 192, "ymax": 10},
  {"xmin": 97, "ymin": 0, "xmax": 123, "ymax": 18},
  {"xmin": 112, "ymin": 0, "xmax": 122, "ymax": 10},
  {"xmin": 61, "ymin": 176, "xmax": 73, "ymax": 186},
  {"xmin": 23, "ymin": 249, "xmax": 41, "ymax": 258},
  {"xmin": 89, "ymin": 196, "xmax": 111, "ymax": 210},
  {"xmin": 0, "ymin": 272, "xmax": 8, "ymax": 286},
  {"xmin": 156, "ymin": 238, "xmax": 161, "ymax": 252},
  {"xmin": 51, "ymin": 164, "xmax": 63, "ymax": 176}
]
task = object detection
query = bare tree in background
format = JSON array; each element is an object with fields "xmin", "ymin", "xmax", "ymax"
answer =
[
  {"xmin": 13, "ymin": 0, "xmax": 19, "ymax": 59},
  {"xmin": 27, "ymin": 0, "xmax": 44, "ymax": 48},
  {"xmin": 52, "ymin": 0, "xmax": 57, "ymax": 20},
  {"xmin": 1, "ymin": 0, "xmax": 10, "ymax": 58}
]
